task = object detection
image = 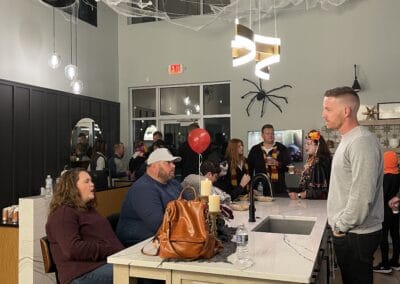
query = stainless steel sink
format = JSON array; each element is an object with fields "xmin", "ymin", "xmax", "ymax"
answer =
[{"xmin": 252, "ymin": 215, "xmax": 316, "ymax": 235}]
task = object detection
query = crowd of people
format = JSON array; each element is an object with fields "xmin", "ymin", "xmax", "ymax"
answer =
[{"xmin": 46, "ymin": 86, "xmax": 399, "ymax": 284}]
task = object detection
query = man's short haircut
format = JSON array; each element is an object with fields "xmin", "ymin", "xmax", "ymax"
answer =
[
  {"xmin": 153, "ymin": 131, "xmax": 162, "ymax": 138},
  {"xmin": 324, "ymin": 86, "xmax": 359, "ymax": 103},
  {"xmin": 152, "ymin": 139, "xmax": 165, "ymax": 149},
  {"xmin": 78, "ymin": 132, "xmax": 86, "ymax": 138},
  {"xmin": 261, "ymin": 124, "xmax": 274, "ymax": 132},
  {"xmin": 200, "ymin": 160, "xmax": 221, "ymax": 176},
  {"xmin": 324, "ymin": 86, "xmax": 360, "ymax": 112},
  {"xmin": 188, "ymin": 123, "xmax": 200, "ymax": 133},
  {"xmin": 113, "ymin": 142, "xmax": 124, "ymax": 150}
]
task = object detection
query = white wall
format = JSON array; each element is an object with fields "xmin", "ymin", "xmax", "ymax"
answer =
[
  {"xmin": 117, "ymin": 0, "xmax": 400, "ymax": 153},
  {"xmin": 0, "ymin": 0, "xmax": 119, "ymax": 102}
]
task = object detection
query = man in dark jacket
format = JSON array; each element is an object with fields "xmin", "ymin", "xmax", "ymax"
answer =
[
  {"xmin": 177, "ymin": 123, "xmax": 200, "ymax": 180},
  {"xmin": 248, "ymin": 124, "xmax": 291, "ymax": 195}
]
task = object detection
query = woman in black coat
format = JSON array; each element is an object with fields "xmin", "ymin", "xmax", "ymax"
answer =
[{"xmin": 288, "ymin": 130, "xmax": 331, "ymax": 200}]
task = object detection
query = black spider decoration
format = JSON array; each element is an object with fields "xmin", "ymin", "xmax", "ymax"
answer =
[{"xmin": 241, "ymin": 78, "xmax": 292, "ymax": 117}]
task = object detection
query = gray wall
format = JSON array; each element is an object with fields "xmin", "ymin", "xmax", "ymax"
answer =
[
  {"xmin": 2, "ymin": 0, "xmax": 400, "ymax": 154},
  {"xmin": 117, "ymin": 0, "xmax": 400, "ymax": 153},
  {"xmin": 0, "ymin": 0, "xmax": 119, "ymax": 102}
]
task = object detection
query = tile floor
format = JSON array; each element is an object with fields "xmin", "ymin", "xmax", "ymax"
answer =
[{"xmin": 332, "ymin": 249, "xmax": 400, "ymax": 284}]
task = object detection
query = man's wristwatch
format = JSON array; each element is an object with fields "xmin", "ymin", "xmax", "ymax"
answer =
[{"xmin": 297, "ymin": 193, "xmax": 301, "ymax": 199}]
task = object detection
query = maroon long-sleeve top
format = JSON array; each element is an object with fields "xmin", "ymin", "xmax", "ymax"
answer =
[{"xmin": 46, "ymin": 205, "xmax": 124, "ymax": 284}]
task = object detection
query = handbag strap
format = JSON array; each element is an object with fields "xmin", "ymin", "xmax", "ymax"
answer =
[
  {"xmin": 141, "ymin": 236, "xmax": 160, "ymax": 256},
  {"xmin": 179, "ymin": 185, "xmax": 198, "ymax": 201}
]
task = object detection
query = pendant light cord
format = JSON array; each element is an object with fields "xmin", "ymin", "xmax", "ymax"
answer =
[
  {"xmin": 258, "ymin": 0, "xmax": 261, "ymax": 33},
  {"xmin": 52, "ymin": 7, "xmax": 56, "ymax": 53},
  {"xmin": 69, "ymin": 12, "xmax": 73, "ymax": 64},
  {"xmin": 249, "ymin": 0, "xmax": 252, "ymax": 29},
  {"xmin": 274, "ymin": 0, "xmax": 277, "ymax": 37},
  {"xmin": 75, "ymin": 4, "xmax": 78, "ymax": 68}
]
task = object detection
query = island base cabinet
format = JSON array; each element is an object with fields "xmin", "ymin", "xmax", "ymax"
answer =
[
  {"xmin": 172, "ymin": 271, "xmax": 293, "ymax": 284},
  {"xmin": 114, "ymin": 265, "xmax": 172, "ymax": 284}
]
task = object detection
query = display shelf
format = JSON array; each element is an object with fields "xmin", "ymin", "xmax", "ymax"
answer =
[
  {"xmin": 359, "ymin": 119, "xmax": 400, "ymax": 126},
  {"xmin": 321, "ymin": 120, "xmax": 400, "ymax": 153}
]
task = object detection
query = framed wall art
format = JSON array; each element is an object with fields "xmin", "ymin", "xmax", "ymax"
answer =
[{"xmin": 378, "ymin": 102, "xmax": 400, "ymax": 120}]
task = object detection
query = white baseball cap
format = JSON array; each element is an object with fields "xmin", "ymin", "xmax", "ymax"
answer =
[{"xmin": 147, "ymin": 148, "xmax": 181, "ymax": 165}]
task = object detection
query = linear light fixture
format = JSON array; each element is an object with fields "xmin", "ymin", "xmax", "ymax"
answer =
[
  {"xmin": 254, "ymin": 34, "xmax": 281, "ymax": 80},
  {"xmin": 231, "ymin": 19, "xmax": 256, "ymax": 67}
]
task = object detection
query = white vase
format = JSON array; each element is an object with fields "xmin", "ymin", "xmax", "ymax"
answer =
[{"xmin": 389, "ymin": 138, "xmax": 399, "ymax": 148}]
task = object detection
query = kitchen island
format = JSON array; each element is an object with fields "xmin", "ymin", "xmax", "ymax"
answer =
[{"xmin": 108, "ymin": 198, "xmax": 330, "ymax": 284}]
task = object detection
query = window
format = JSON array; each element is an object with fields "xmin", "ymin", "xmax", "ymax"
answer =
[
  {"xmin": 203, "ymin": 83, "xmax": 230, "ymax": 115},
  {"xmin": 130, "ymin": 82, "xmax": 231, "ymax": 154},
  {"xmin": 131, "ymin": 88, "xmax": 156, "ymax": 118},
  {"xmin": 132, "ymin": 120, "xmax": 157, "ymax": 143},
  {"xmin": 160, "ymin": 86, "xmax": 199, "ymax": 115}
]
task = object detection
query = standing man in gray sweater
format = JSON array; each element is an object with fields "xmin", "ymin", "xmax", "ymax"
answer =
[{"xmin": 322, "ymin": 87, "xmax": 383, "ymax": 284}]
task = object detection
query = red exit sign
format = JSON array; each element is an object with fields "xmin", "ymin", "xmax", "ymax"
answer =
[{"xmin": 168, "ymin": 64, "xmax": 183, "ymax": 75}]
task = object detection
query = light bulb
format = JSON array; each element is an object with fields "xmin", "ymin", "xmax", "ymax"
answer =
[
  {"xmin": 70, "ymin": 79, "xmax": 83, "ymax": 94},
  {"xmin": 64, "ymin": 64, "xmax": 78, "ymax": 80},
  {"xmin": 183, "ymin": 97, "xmax": 191, "ymax": 106},
  {"xmin": 48, "ymin": 52, "xmax": 61, "ymax": 69}
]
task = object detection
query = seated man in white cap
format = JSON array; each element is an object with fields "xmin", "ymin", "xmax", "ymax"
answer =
[{"xmin": 116, "ymin": 148, "xmax": 182, "ymax": 247}]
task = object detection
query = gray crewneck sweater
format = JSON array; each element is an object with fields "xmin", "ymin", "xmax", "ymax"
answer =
[{"xmin": 327, "ymin": 126, "xmax": 383, "ymax": 234}]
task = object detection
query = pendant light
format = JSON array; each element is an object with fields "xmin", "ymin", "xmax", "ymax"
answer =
[
  {"xmin": 70, "ymin": 3, "xmax": 83, "ymax": 94},
  {"xmin": 48, "ymin": 7, "xmax": 61, "ymax": 69},
  {"xmin": 255, "ymin": 0, "xmax": 281, "ymax": 80},
  {"xmin": 64, "ymin": 10, "xmax": 78, "ymax": 81},
  {"xmin": 352, "ymin": 64, "xmax": 361, "ymax": 92}
]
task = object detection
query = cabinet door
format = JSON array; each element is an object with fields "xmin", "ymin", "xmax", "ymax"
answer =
[
  {"xmin": 0, "ymin": 83, "xmax": 14, "ymax": 209},
  {"xmin": 14, "ymin": 86, "xmax": 31, "ymax": 197},
  {"xmin": 30, "ymin": 90, "xmax": 45, "ymax": 195}
]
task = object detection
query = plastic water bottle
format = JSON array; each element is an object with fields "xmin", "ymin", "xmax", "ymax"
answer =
[
  {"xmin": 257, "ymin": 182, "xmax": 263, "ymax": 195},
  {"xmin": 45, "ymin": 175, "xmax": 53, "ymax": 197},
  {"xmin": 235, "ymin": 224, "xmax": 252, "ymax": 268}
]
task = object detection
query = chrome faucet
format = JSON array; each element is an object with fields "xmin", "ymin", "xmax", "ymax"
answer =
[{"xmin": 249, "ymin": 173, "xmax": 273, "ymax": 222}]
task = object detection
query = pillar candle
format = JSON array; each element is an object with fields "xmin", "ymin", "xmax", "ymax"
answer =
[
  {"xmin": 200, "ymin": 178, "xmax": 212, "ymax": 196},
  {"xmin": 208, "ymin": 194, "xmax": 220, "ymax": 212}
]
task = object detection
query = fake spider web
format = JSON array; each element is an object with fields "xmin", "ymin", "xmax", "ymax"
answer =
[{"xmin": 102, "ymin": 0, "xmax": 354, "ymax": 31}]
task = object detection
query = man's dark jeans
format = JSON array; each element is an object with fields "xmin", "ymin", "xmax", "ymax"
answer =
[{"xmin": 333, "ymin": 230, "xmax": 381, "ymax": 284}]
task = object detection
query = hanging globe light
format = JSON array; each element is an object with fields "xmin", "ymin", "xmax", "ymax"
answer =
[
  {"xmin": 64, "ymin": 64, "xmax": 78, "ymax": 81},
  {"xmin": 48, "ymin": 7, "xmax": 61, "ymax": 69},
  {"xmin": 70, "ymin": 79, "xmax": 83, "ymax": 94},
  {"xmin": 48, "ymin": 52, "xmax": 61, "ymax": 69}
]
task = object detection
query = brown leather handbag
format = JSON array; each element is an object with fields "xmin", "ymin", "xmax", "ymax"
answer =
[{"xmin": 143, "ymin": 186, "xmax": 222, "ymax": 260}]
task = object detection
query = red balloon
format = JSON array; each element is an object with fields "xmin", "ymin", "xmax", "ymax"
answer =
[{"xmin": 188, "ymin": 128, "xmax": 211, "ymax": 154}]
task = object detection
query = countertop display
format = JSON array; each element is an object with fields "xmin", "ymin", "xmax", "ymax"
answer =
[{"xmin": 108, "ymin": 198, "xmax": 328, "ymax": 283}]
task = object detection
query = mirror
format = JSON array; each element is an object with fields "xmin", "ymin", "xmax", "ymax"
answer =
[
  {"xmin": 70, "ymin": 118, "xmax": 102, "ymax": 167},
  {"xmin": 70, "ymin": 118, "xmax": 110, "ymax": 190}
]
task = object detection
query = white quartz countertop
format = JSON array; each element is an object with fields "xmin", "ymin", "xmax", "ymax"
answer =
[{"xmin": 108, "ymin": 198, "xmax": 328, "ymax": 283}]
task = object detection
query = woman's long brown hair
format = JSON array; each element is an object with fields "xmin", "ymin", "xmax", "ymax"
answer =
[
  {"xmin": 225, "ymin": 138, "xmax": 245, "ymax": 170},
  {"xmin": 48, "ymin": 168, "xmax": 95, "ymax": 215}
]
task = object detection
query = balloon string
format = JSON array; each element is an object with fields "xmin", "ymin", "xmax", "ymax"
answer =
[{"xmin": 198, "ymin": 153, "xmax": 203, "ymax": 194}]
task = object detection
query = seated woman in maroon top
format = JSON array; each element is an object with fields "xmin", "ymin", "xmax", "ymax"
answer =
[{"xmin": 46, "ymin": 168, "xmax": 124, "ymax": 284}]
